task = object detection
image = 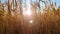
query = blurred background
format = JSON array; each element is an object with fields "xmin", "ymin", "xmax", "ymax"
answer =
[{"xmin": 0, "ymin": 0, "xmax": 60, "ymax": 34}]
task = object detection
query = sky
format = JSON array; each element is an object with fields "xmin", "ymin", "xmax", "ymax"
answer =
[
  {"xmin": 56, "ymin": 0, "xmax": 60, "ymax": 7},
  {"xmin": 1, "ymin": 0, "xmax": 60, "ymax": 7}
]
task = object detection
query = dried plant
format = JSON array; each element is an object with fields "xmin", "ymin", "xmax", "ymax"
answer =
[{"xmin": 0, "ymin": 0, "xmax": 60, "ymax": 34}]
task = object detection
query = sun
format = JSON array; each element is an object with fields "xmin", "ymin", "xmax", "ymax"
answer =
[
  {"xmin": 25, "ymin": 8, "xmax": 31, "ymax": 16},
  {"xmin": 23, "ymin": 5, "xmax": 32, "ymax": 16}
]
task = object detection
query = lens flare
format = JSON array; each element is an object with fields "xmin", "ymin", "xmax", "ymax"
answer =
[{"xmin": 29, "ymin": 20, "xmax": 33, "ymax": 24}]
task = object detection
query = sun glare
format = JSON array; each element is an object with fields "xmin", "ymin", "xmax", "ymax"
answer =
[
  {"xmin": 23, "ymin": 5, "xmax": 32, "ymax": 16},
  {"xmin": 25, "ymin": 8, "xmax": 31, "ymax": 16}
]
